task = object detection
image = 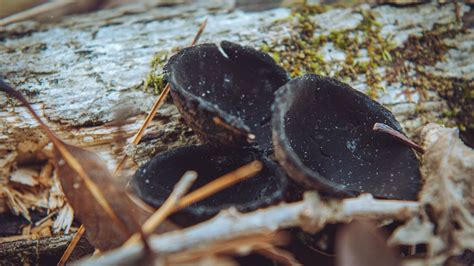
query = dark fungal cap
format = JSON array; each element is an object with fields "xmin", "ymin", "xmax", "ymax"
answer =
[
  {"xmin": 131, "ymin": 145, "xmax": 287, "ymax": 227},
  {"xmin": 272, "ymin": 74, "xmax": 421, "ymax": 200},
  {"xmin": 165, "ymin": 41, "xmax": 289, "ymax": 153}
]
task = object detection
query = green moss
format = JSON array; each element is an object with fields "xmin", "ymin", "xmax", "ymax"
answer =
[
  {"xmin": 144, "ymin": 73, "xmax": 166, "ymax": 94},
  {"xmin": 259, "ymin": 4, "xmax": 329, "ymax": 78},
  {"xmin": 261, "ymin": 5, "xmax": 396, "ymax": 98},
  {"xmin": 261, "ymin": 3, "xmax": 471, "ymax": 139},
  {"xmin": 291, "ymin": 2, "xmax": 328, "ymax": 16},
  {"xmin": 143, "ymin": 51, "xmax": 169, "ymax": 94},
  {"xmin": 383, "ymin": 23, "xmax": 472, "ymax": 140},
  {"xmin": 328, "ymin": 9, "xmax": 395, "ymax": 96},
  {"xmin": 436, "ymin": 77, "xmax": 474, "ymax": 145}
]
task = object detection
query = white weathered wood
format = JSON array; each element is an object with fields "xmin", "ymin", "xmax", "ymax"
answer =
[{"xmin": 79, "ymin": 193, "xmax": 419, "ymax": 265}]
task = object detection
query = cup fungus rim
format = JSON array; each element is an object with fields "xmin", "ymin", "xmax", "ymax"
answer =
[
  {"xmin": 165, "ymin": 41, "xmax": 289, "ymax": 148},
  {"xmin": 272, "ymin": 73, "xmax": 418, "ymax": 198},
  {"xmin": 132, "ymin": 144, "xmax": 289, "ymax": 218},
  {"xmin": 272, "ymin": 75, "xmax": 353, "ymax": 196}
]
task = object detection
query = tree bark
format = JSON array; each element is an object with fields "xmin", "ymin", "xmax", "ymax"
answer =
[{"xmin": 0, "ymin": 233, "xmax": 94, "ymax": 265}]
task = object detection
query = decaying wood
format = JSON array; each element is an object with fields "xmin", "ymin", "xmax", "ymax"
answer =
[
  {"xmin": 0, "ymin": 0, "xmax": 472, "ymax": 263},
  {"xmin": 0, "ymin": 233, "xmax": 94, "ymax": 265},
  {"xmin": 80, "ymin": 193, "xmax": 419, "ymax": 265},
  {"xmin": 1, "ymin": 2, "xmax": 471, "ymax": 177}
]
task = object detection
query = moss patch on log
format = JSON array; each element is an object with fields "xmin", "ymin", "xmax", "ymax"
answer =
[
  {"xmin": 143, "ymin": 51, "xmax": 169, "ymax": 95},
  {"xmin": 261, "ymin": 4, "xmax": 395, "ymax": 98},
  {"xmin": 261, "ymin": 2, "xmax": 471, "ymax": 142},
  {"xmin": 385, "ymin": 25, "xmax": 472, "ymax": 144}
]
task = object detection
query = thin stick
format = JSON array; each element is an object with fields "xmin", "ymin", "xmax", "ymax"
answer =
[
  {"xmin": 34, "ymin": 210, "xmax": 58, "ymax": 227},
  {"xmin": 213, "ymin": 117, "xmax": 256, "ymax": 141},
  {"xmin": 113, "ymin": 154, "xmax": 130, "ymax": 175},
  {"xmin": 124, "ymin": 160, "xmax": 262, "ymax": 246},
  {"xmin": 58, "ymin": 224, "xmax": 85, "ymax": 266},
  {"xmin": 175, "ymin": 160, "xmax": 262, "ymax": 211},
  {"xmin": 130, "ymin": 84, "xmax": 170, "ymax": 146},
  {"xmin": 124, "ymin": 171, "xmax": 197, "ymax": 246},
  {"xmin": 79, "ymin": 193, "xmax": 420, "ymax": 265},
  {"xmin": 373, "ymin": 123, "xmax": 425, "ymax": 154},
  {"xmin": 113, "ymin": 17, "xmax": 208, "ymax": 175},
  {"xmin": 131, "ymin": 17, "xmax": 207, "ymax": 145},
  {"xmin": 143, "ymin": 171, "xmax": 197, "ymax": 234}
]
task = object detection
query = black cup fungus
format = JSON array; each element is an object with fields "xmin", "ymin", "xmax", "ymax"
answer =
[
  {"xmin": 133, "ymin": 41, "xmax": 425, "ymax": 264},
  {"xmin": 131, "ymin": 145, "xmax": 288, "ymax": 226},
  {"xmin": 165, "ymin": 41, "xmax": 289, "ymax": 153},
  {"xmin": 272, "ymin": 74, "xmax": 422, "ymax": 200}
]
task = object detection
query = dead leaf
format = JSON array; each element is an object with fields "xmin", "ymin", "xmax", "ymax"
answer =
[
  {"xmin": 53, "ymin": 145, "xmax": 152, "ymax": 250},
  {"xmin": 336, "ymin": 220, "xmax": 400, "ymax": 266},
  {"xmin": 389, "ymin": 124, "xmax": 474, "ymax": 263},
  {"xmin": 0, "ymin": 79, "xmax": 152, "ymax": 250}
]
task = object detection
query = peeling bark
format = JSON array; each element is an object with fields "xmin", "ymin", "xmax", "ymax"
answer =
[{"xmin": 0, "ymin": 234, "xmax": 94, "ymax": 265}]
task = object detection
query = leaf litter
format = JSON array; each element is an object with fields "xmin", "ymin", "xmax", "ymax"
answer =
[
  {"xmin": 389, "ymin": 123, "xmax": 474, "ymax": 264},
  {"xmin": 0, "ymin": 80, "xmax": 152, "ymax": 251}
]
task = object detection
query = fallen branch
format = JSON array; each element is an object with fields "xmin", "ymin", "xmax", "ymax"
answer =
[
  {"xmin": 0, "ymin": 233, "xmax": 94, "ymax": 265},
  {"xmin": 79, "ymin": 193, "xmax": 419, "ymax": 265}
]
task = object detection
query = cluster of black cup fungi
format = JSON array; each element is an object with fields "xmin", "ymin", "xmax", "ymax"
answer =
[{"xmin": 132, "ymin": 41, "xmax": 421, "ymax": 227}]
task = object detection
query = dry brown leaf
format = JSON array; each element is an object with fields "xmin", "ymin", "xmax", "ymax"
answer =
[
  {"xmin": 389, "ymin": 124, "xmax": 474, "ymax": 264},
  {"xmin": 336, "ymin": 220, "xmax": 400, "ymax": 266},
  {"xmin": 53, "ymin": 145, "xmax": 152, "ymax": 250},
  {"xmin": 0, "ymin": 80, "xmax": 152, "ymax": 251}
]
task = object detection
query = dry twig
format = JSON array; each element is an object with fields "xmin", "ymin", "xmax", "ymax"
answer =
[
  {"xmin": 124, "ymin": 171, "xmax": 197, "ymax": 246},
  {"xmin": 373, "ymin": 123, "xmax": 425, "ymax": 153},
  {"xmin": 80, "ymin": 193, "xmax": 419, "ymax": 265},
  {"xmin": 174, "ymin": 160, "xmax": 263, "ymax": 211},
  {"xmin": 124, "ymin": 160, "xmax": 262, "ymax": 246},
  {"xmin": 113, "ymin": 17, "xmax": 208, "ymax": 175},
  {"xmin": 58, "ymin": 224, "xmax": 86, "ymax": 266}
]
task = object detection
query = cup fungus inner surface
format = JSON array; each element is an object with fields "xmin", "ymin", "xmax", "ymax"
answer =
[
  {"xmin": 132, "ymin": 145, "xmax": 287, "ymax": 225},
  {"xmin": 274, "ymin": 74, "xmax": 421, "ymax": 200},
  {"xmin": 165, "ymin": 41, "xmax": 289, "ymax": 152}
]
